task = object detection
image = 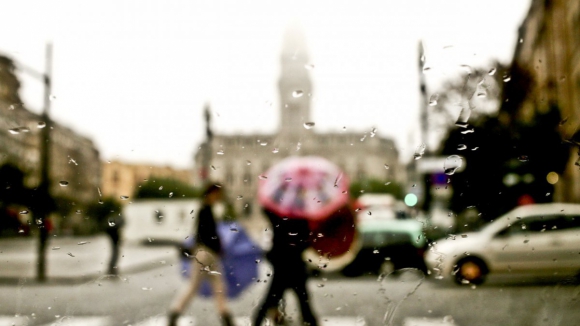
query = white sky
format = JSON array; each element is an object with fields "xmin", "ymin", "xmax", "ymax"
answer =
[{"xmin": 0, "ymin": 0, "xmax": 531, "ymax": 168}]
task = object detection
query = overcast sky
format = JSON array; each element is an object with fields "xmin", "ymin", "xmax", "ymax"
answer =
[{"xmin": 0, "ymin": 0, "xmax": 531, "ymax": 168}]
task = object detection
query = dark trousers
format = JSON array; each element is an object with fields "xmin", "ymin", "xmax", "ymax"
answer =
[
  {"xmin": 253, "ymin": 259, "xmax": 318, "ymax": 326},
  {"xmin": 107, "ymin": 230, "xmax": 120, "ymax": 274}
]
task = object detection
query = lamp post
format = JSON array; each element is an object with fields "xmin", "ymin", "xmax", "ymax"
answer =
[{"xmin": 13, "ymin": 43, "xmax": 53, "ymax": 282}]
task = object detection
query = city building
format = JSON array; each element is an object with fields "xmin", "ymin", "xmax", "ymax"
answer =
[
  {"xmin": 0, "ymin": 54, "xmax": 101, "ymax": 223},
  {"xmin": 506, "ymin": 0, "xmax": 580, "ymax": 202},
  {"xmin": 193, "ymin": 26, "xmax": 402, "ymax": 218},
  {"xmin": 100, "ymin": 160, "xmax": 192, "ymax": 201}
]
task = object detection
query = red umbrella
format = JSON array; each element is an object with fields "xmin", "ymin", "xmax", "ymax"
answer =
[{"xmin": 258, "ymin": 156, "xmax": 350, "ymax": 221}]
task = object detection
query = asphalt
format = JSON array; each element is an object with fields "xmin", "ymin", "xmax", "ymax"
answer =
[{"xmin": 0, "ymin": 234, "xmax": 178, "ymax": 285}]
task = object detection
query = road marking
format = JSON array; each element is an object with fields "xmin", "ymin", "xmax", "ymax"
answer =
[
  {"xmin": 38, "ymin": 316, "xmax": 112, "ymax": 326},
  {"xmin": 320, "ymin": 316, "xmax": 367, "ymax": 325},
  {"xmin": 133, "ymin": 315, "xmax": 367, "ymax": 326},
  {"xmin": 403, "ymin": 317, "xmax": 457, "ymax": 326},
  {"xmin": 0, "ymin": 315, "xmax": 29, "ymax": 326},
  {"xmin": 132, "ymin": 315, "xmax": 195, "ymax": 326}
]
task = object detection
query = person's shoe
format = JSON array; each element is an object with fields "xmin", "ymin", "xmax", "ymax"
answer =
[
  {"xmin": 167, "ymin": 311, "xmax": 179, "ymax": 326},
  {"xmin": 220, "ymin": 312, "xmax": 234, "ymax": 326}
]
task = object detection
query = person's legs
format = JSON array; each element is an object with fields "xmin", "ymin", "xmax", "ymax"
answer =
[
  {"xmin": 107, "ymin": 231, "xmax": 120, "ymax": 275},
  {"xmin": 253, "ymin": 268, "xmax": 287, "ymax": 326},
  {"xmin": 206, "ymin": 258, "xmax": 233, "ymax": 326},
  {"xmin": 168, "ymin": 247, "xmax": 214, "ymax": 325},
  {"xmin": 291, "ymin": 270, "xmax": 318, "ymax": 326}
]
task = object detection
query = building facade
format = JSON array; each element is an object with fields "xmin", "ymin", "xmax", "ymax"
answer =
[
  {"xmin": 507, "ymin": 0, "xmax": 580, "ymax": 202},
  {"xmin": 101, "ymin": 160, "xmax": 192, "ymax": 201},
  {"xmin": 0, "ymin": 55, "xmax": 101, "ymax": 218},
  {"xmin": 193, "ymin": 26, "xmax": 402, "ymax": 218}
]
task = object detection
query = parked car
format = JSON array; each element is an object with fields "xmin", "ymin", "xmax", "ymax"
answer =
[
  {"xmin": 341, "ymin": 194, "xmax": 426, "ymax": 276},
  {"xmin": 425, "ymin": 203, "xmax": 580, "ymax": 285}
]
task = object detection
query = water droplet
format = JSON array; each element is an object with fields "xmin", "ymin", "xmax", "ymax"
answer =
[
  {"xmin": 503, "ymin": 75, "xmax": 511, "ymax": 82},
  {"xmin": 210, "ymin": 165, "xmax": 216, "ymax": 171},
  {"xmin": 19, "ymin": 127, "xmax": 30, "ymax": 133},
  {"xmin": 246, "ymin": 160, "xmax": 251, "ymax": 165},
  {"xmin": 8, "ymin": 128, "xmax": 20, "ymax": 135},
  {"xmin": 36, "ymin": 219, "xmax": 43, "ymax": 225},
  {"xmin": 296, "ymin": 142, "xmax": 301, "ymax": 151},
  {"xmin": 488, "ymin": 68, "xmax": 496, "ymax": 75},
  {"xmin": 304, "ymin": 64, "xmax": 315, "ymax": 70},
  {"xmin": 285, "ymin": 177, "xmax": 292, "ymax": 182},
  {"xmin": 260, "ymin": 141, "xmax": 268, "ymax": 146},
  {"xmin": 384, "ymin": 164, "xmax": 389, "ymax": 170},
  {"xmin": 19, "ymin": 210, "xmax": 29, "ymax": 215},
  {"xmin": 51, "ymin": 247, "xmax": 60, "ymax": 250},
  {"xmin": 272, "ymin": 148, "xmax": 279, "ymax": 153},
  {"xmin": 317, "ymin": 283, "xmax": 325, "ymax": 288},
  {"xmin": 476, "ymin": 91, "xmax": 487, "ymax": 98},
  {"xmin": 259, "ymin": 175, "xmax": 268, "ymax": 180},
  {"xmin": 303, "ymin": 122, "xmax": 315, "ymax": 129},
  {"xmin": 360, "ymin": 134, "xmax": 367, "ymax": 142},
  {"xmin": 216, "ymin": 149, "xmax": 224, "ymax": 155},
  {"xmin": 67, "ymin": 252, "xmax": 75, "ymax": 257},
  {"xmin": 292, "ymin": 90, "xmax": 304, "ymax": 98},
  {"xmin": 77, "ymin": 241, "xmax": 90, "ymax": 245},
  {"xmin": 460, "ymin": 129, "xmax": 474, "ymax": 134},
  {"xmin": 75, "ymin": 210, "xmax": 82, "ymax": 214},
  {"xmin": 444, "ymin": 155, "xmax": 463, "ymax": 175},
  {"xmin": 429, "ymin": 94, "xmax": 439, "ymax": 106},
  {"xmin": 471, "ymin": 147, "xmax": 479, "ymax": 151},
  {"xmin": 455, "ymin": 107, "xmax": 471, "ymax": 127},
  {"xmin": 459, "ymin": 64, "xmax": 472, "ymax": 73},
  {"xmin": 414, "ymin": 143, "xmax": 426, "ymax": 160},
  {"xmin": 37, "ymin": 121, "xmax": 46, "ymax": 128},
  {"xmin": 457, "ymin": 144, "xmax": 467, "ymax": 150},
  {"xmin": 108, "ymin": 221, "xmax": 116, "ymax": 227},
  {"xmin": 236, "ymin": 195, "xmax": 243, "ymax": 200},
  {"xmin": 518, "ymin": 155, "xmax": 529, "ymax": 162},
  {"xmin": 168, "ymin": 192, "xmax": 173, "ymax": 198},
  {"xmin": 422, "ymin": 66, "xmax": 432, "ymax": 73},
  {"xmin": 370, "ymin": 127, "xmax": 377, "ymax": 137},
  {"xmin": 373, "ymin": 249, "xmax": 380, "ymax": 254},
  {"xmin": 159, "ymin": 186, "xmax": 164, "ymax": 190},
  {"xmin": 120, "ymin": 195, "xmax": 129, "ymax": 200},
  {"xmin": 49, "ymin": 94, "xmax": 57, "ymax": 101},
  {"xmin": 208, "ymin": 270, "xmax": 222, "ymax": 275},
  {"xmin": 230, "ymin": 227, "xmax": 239, "ymax": 233}
]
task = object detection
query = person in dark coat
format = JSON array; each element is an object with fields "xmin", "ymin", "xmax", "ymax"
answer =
[
  {"xmin": 252, "ymin": 209, "xmax": 319, "ymax": 326},
  {"xmin": 105, "ymin": 212, "xmax": 124, "ymax": 275},
  {"xmin": 168, "ymin": 184, "xmax": 234, "ymax": 326}
]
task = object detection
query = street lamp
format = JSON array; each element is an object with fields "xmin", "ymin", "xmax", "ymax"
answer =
[{"xmin": 13, "ymin": 43, "xmax": 53, "ymax": 282}]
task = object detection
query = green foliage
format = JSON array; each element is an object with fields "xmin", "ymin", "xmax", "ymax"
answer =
[
  {"xmin": 349, "ymin": 179, "xmax": 403, "ymax": 199},
  {"xmin": 134, "ymin": 177, "xmax": 200, "ymax": 199}
]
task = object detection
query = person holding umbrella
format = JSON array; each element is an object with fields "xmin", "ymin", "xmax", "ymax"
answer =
[
  {"xmin": 167, "ymin": 183, "xmax": 234, "ymax": 326},
  {"xmin": 253, "ymin": 156, "xmax": 358, "ymax": 326}
]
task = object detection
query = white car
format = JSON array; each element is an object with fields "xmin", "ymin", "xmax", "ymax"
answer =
[{"xmin": 425, "ymin": 203, "xmax": 580, "ymax": 285}]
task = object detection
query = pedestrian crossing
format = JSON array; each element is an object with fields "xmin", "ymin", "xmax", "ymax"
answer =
[{"xmin": 0, "ymin": 314, "xmax": 458, "ymax": 325}]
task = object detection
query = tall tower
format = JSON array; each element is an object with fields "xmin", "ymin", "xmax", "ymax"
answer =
[{"xmin": 278, "ymin": 24, "xmax": 312, "ymax": 139}]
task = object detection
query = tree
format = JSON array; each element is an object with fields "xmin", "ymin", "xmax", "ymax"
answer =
[
  {"xmin": 134, "ymin": 177, "xmax": 200, "ymax": 199},
  {"xmin": 349, "ymin": 179, "xmax": 403, "ymax": 199}
]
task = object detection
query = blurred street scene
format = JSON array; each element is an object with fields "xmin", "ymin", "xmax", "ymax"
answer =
[{"xmin": 1, "ymin": 0, "xmax": 580, "ymax": 325}]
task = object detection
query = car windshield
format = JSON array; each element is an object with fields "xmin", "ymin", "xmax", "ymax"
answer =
[{"xmin": 2, "ymin": 1, "xmax": 580, "ymax": 325}]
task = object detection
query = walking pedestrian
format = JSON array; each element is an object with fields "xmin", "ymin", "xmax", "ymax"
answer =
[
  {"xmin": 167, "ymin": 183, "xmax": 234, "ymax": 326},
  {"xmin": 252, "ymin": 209, "xmax": 318, "ymax": 326},
  {"xmin": 104, "ymin": 211, "xmax": 124, "ymax": 275}
]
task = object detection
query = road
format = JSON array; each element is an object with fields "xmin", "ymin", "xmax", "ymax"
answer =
[{"xmin": 0, "ymin": 261, "xmax": 579, "ymax": 326}]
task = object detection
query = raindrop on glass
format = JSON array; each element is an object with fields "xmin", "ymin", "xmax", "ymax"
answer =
[
  {"xmin": 210, "ymin": 165, "xmax": 216, "ymax": 171},
  {"xmin": 260, "ymin": 141, "xmax": 268, "ymax": 146},
  {"xmin": 8, "ymin": 128, "xmax": 20, "ymax": 135},
  {"xmin": 304, "ymin": 64, "xmax": 315, "ymax": 70},
  {"xmin": 457, "ymin": 144, "xmax": 467, "ymax": 151},
  {"xmin": 77, "ymin": 241, "xmax": 89, "ymax": 245},
  {"xmin": 503, "ymin": 75, "xmax": 511, "ymax": 82},
  {"xmin": 19, "ymin": 127, "xmax": 30, "ymax": 133},
  {"xmin": 159, "ymin": 186, "xmax": 164, "ymax": 190},
  {"xmin": 384, "ymin": 164, "xmax": 389, "ymax": 170},
  {"xmin": 49, "ymin": 94, "xmax": 57, "ymax": 101},
  {"xmin": 292, "ymin": 90, "xmax": 304, "ymax": 98},
  {"xmin": 37, "ymin": 121, "xmax": 46, "ymax": 128},
  {"xmin": 168, "ymin": 192, "xmax": 173, "ymax": 198},
  {"xmin": 444, "ymin": 155, "xmax": 463, "ymax": 175},
  {"xmin": 120, "ymin": 195, "xmax": 129, "ymax": 200},
  {"xmin": 216, "ymin": 149, "xmax": 224, "ymax": 155},
  {"xmin": 59, "ymin": 181, "xmax": 69, "ymax": 187},
  {"xmin": 19, "ymin": 210, "xmax": 29, "ymax": 215},
  {"xmin": 370, "ymin": 127, "xmax": 377, "ymax": 137},
  {"xmin": 272, "ymin": 148, "xmax": 279, "ymax": 153},
  {"xmin": 246, "ymin": 160, "xmax": 251, "ymax": 165},
  {"xmin": 428, "ymin": 94, "xmax": 439, "ymax": 106},
  {"xmin": 36, "ymin": 219, "xmax": 43, "ymax": 225},
  {"xmin": 236, "ymin": 195, "xmax": 243, "ymax": 200},
  {"xmin": 108, "ymin": 220, "xmax": 116, "ymax": 227},
  {"xmin": 285, "ymin": 177, "xmax": 292, "ymax": 182},
  {"xmin": 303, "ymin": 122, "xmax": 315, "ymax": 129},
  {"xmin": 488, "ymin": 68, "xmax": 496, "ymax": 75},
  {"xmin": 414, "ymin": 143, "xmax": 426, "ymax": 160},
  {"xmin": 259, "ymin": 175, "xmax": 268, "ymax": 180},
  {"xmin": 52, "ymin": 247, "xmax": 61, "ymax": 250},
  {"xmin": 455, "ymin": 107, "xmax": 471, "ymax": 128},
  {"xmin": 460, "ymin": 129, "xmax": 474, "ymax": 134},
  {"xmin": 518, "ymin": 155, "xmax": 529, "ymax": 162},
  {"xmin": 67, "ymin": 252, "xmax": 75, "ymax": 257}
]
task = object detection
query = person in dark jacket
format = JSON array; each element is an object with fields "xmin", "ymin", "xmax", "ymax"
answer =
[
  {"xmin": 252, "ymin": 209, "xmax": 319, "ymax": 326},
  {"xmin": 168, "ymin": 184, "xmax": 233, "ymax": 326}
]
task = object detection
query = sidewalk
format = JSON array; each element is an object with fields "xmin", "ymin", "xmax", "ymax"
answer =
[{"xmin": 0, "ymin": 235, "xmax": 177, "ymax": 284}]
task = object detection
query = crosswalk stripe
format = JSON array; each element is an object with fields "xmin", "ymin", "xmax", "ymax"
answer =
[
  {"xmin": 38, "ymin": 316, "xmax": 112, "ymax": 326},
  {"xmin": 320, "ymin": 316, "xmax": 367, "ymax": 325},
  {"xmin": 132, "ymin": 315, "xmax": 195, "ymax": 326},
  {"xmin": 403, "ymin": 317, "xmax": 457, "ymax": 326},
  {"xmin": 0, "ymin": 315, "xmax": 28, "ymax": 326}
]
